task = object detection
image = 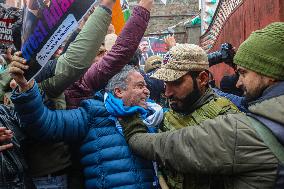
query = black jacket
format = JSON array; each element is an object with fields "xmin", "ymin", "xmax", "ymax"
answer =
[{"xmin": 0, "ymin": 105, "xmax": 35, "ymax": 189}]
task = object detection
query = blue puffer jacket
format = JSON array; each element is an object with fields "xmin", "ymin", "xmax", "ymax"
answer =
[{"xmin": 11, "ymin": 83, "xmax": 155, "ymax": 189}]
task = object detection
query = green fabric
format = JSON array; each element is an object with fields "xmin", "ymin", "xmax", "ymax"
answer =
[
  {"xmin": 39, "ymin": 83, "xmax": 67, "ymax": 110},
  {"xmin": 41, "ymin": 7, "xmax": 112, "ymax": 98},
  {"xmin": 163, "ymin": 96, "xmax": 239, "ymax": 131},
  {"xmin": 49, "ymin": 93, "xmax": 66, "ymax": 110},
  {"xmin": 119, "ymin": 113, "xmax": 148, "ymax": 142},
  {"xmin": 130, "ymin": 112, "xmax": 279, "ymax": 189},
  {"xmin": 123, "ymin": 9, "xmax": 131, "ymax": 21},
  {"xmin": 0, "ymin": 6, "xmax": 111, "ymax": 177},
  {"xmin": 234, "ymin": 22, "xmax": 284, "ymax": 80},
  {"xmin": 247, "ymin": 116, "xmax": 284, "ymax": 163},
  {"xmin": 125, "ymin": 95, "xmax": 284, "ymax": 189},
  {"xmin": 161, "ymin": 89, "xmax": 239, "ymax": 189},
  {"xmin": 162, "ymin": 89, "xmax": 239, "ymax": 131},
  {"xmin": 191, "ymin": 16, "xmax": 201, "ymax": 25},
  {"xmin": 248, "ymin": 90, "xmax": 284, "ymax": 125}
]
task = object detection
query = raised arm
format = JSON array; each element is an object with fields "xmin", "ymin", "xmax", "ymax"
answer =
[
  {"xmin": 66, "ymin": 0, "xmax": 153, "ymax": 105},
  {"xmin": 40, "ymin": 0, "xmax": 114, "ymax": 98}
]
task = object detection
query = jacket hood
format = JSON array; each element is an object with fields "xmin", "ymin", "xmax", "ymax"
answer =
[
  {"xmin": 248, "ymin": 82, "xmax": 284, "ymax": 125},
  {"xmin": 248, "ymin": 82, "xmax": 284, "ymax": 146}
]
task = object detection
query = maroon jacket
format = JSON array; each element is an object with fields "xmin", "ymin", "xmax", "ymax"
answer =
[{"xmin": 64, "ymin": 6, "xmax": 150, "ymax": 109}]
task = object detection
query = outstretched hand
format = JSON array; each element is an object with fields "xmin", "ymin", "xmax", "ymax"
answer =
[
  {"xmin": 139, "ymin": 0, "xmax": 154, "ymax": 11},
  {"xmin": 5, "ymin": 48, "xmax": 13, "ymax": 64},
  {"xmin": 119, "ymin": 113, "xmax": 148, "ymax": 142},
  {"xmin": 9, "ymin": 51, "xmax": 34, "ymax": 92},
  {"xmin": 164, "ymin": 35, "xmax": 176, "ymax": 50}
]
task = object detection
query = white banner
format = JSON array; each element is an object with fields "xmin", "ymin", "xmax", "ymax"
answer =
[{"xmin": 160, "ymin": 0, "xmax": 167, "ymax": 5}]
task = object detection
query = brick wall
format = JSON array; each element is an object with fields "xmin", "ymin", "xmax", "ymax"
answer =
[
  {"xmin": 3, "ymin": 0, "xmax": 200, "ymax": 43},
  {"xmin": 201, "ymin": 0, "xmax": 284, "ymax": 86},
  {"xmin": 128, "ymin": 0, "xmax": 199, "ymax": 43}
]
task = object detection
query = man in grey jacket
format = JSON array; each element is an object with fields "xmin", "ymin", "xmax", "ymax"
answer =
[{"xmin": 120, "ymin": 22, "xmax": 284, "ymax": 189}]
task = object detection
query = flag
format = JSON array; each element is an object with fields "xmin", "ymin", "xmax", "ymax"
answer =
[{"xmin": 112, "ymin": 0, "xmax": 130, "ymax": 35}]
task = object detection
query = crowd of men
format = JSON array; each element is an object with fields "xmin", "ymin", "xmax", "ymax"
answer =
[{"xmin": 0, "ymin": 0, "xmax": 283, "ymax": 188}]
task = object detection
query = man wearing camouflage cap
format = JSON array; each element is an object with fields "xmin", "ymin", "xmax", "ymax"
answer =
[
  {"xmin": 151, "ymin": 43, "xmax": 239, "ymax": 188},
  {"xmin": 120, "ymin": 22, "xmax": 284, "ymax": 189}
]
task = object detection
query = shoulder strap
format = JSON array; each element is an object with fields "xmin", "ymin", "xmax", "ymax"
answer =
[
  {"xmin": 247, "ymin": 116, "xmax": 284, "ymax": 163},
  {"xmin": 191, "ymin": 97, "xmax": 238, "ymax": 123}
]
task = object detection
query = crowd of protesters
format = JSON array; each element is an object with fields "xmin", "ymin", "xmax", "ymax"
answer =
[{"xmin": 0, "ymin": 0, "xmax": 283, "ymax": 188}]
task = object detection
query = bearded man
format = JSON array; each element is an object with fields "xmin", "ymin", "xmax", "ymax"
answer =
[
  {"xmin": 119, "ymin": 22, "xmax": 284, "ymax": 189},
  {"xmin": 150, "ymin": 43, "xmax": 240, "ymax": 189}
]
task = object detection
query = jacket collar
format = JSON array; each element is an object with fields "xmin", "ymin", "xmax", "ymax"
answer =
[
  {"xmin": 182, "ymin": 88, "xmax": 216, "ymax": 115},
  {"xmin": 249, "ymin": 81, "xmax": 284, "ymax": 106}
]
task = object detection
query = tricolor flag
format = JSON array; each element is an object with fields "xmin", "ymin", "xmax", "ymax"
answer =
[{"xmin": 112, "ymin": 0, "xmax": 131, "ymax": 35}]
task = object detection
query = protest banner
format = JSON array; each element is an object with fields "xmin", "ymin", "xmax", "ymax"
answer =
[
  {"xmin": 0, "ymin": 4, "xmax": 21, "ymax": 54},
  {"xmin": 138, "ymin": 35, "xmax": 169, "ymax": 66},
  {"xmin": 21, "ymin": 0, "xmax": 98, "ymax": 80}
]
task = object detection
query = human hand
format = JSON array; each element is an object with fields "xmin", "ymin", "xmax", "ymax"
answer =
[
  {"xmin": 119, "ymin": 113, "xmax": 147, "ymax": 142},
  {"xmin": 100, "ymin": 0, "xmax": 116, "ymax": 10},
  {"xmin": 139, "ymin": 0, "xmax": 154, "ymax": 11},
  {"xmin": 164, "ymin": 35, "xmax": 176, "ymax": 50},
  {"xmin": 78, "ymin": 18, "xmax": 87, "ymax": 30},
  {"xmin": 0, "ymin": 127, "xmax": 13, "ymax": 152},
  {"xmin": 107, "ymin": 24, "xmax": 115, "ymax": 34},
  {"xmin": 5, "ymin": 48, "xmax": 13, "ymax": 64},
  {"xmin": 9, "ymin": 51, "xmax": 34, "ymax": 92},
  {"xmin": 3, "ymin": 92, "xmax": 12, "ymax": 106},
  {"xmin": 78, "ymin": 5, "xmax": 96, "ymax": 30},
  {"xmin": 9, "ymin": 79, "xmax": 17, "ymax": 90}
]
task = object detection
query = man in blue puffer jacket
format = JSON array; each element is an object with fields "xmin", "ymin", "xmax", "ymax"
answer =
[{"xmin": 10, "ymin": 64, "xmax": 163, "ymax": 189}]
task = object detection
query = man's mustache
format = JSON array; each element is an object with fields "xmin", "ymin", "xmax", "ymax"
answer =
[{"xmin": 169, "ymin": 96, "xmax": 180, "ymax": 102}]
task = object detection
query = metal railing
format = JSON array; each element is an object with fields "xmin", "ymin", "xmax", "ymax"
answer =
[{"xmin": 200, "ymin": 0, "xmax": 243, "ymax": 52}]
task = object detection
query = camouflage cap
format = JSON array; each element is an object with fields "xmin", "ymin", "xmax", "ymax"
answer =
[{"xmin": 152, "ymin": 44, "xmax": 209, "ymax": 81}]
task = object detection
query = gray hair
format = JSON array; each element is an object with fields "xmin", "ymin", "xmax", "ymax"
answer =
[{"xmin": 105, "ymin": 65, "xmax": 137, "ymax": 93}]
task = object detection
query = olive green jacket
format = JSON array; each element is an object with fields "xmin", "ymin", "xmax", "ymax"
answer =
[
  {"xmin": 40, "ymin": 6, "xmax": 111, "ymax": 98},
  {"xmin": 26, "ymin": 6, "xmax": 111, "ymax": 177},
  {"xmin": 128, "ymin": 94, "xmax": 284, "ymax": 188},
  {"xmin": 0, "ymin": 7, "xmax": 111, "ymax": 177},
  {"xmin": 160, "ymin": 89, "xmax": 240, "ymax": 189},
  {"xmin": 1, "ymin": 7, "xmax": 111, "ymax": 103}
]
